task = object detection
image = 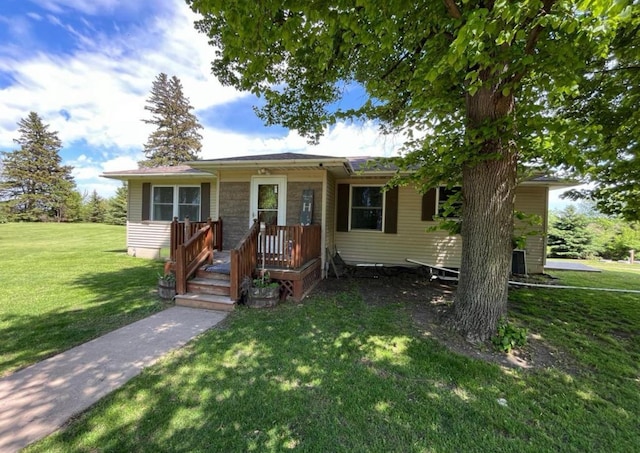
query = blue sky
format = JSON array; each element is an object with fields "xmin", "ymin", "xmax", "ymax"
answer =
[
  {"xmin": 0, "ymin": 0, "xmax": 573, "ymax": 207},
  {"xmin": 0, "ymin": 0, "xmax": 399, "ymax": 198}
]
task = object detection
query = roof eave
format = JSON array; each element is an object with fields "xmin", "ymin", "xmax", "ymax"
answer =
[
  {"xmin": 519, "ymin": 180, "xmax": 578, "ymax": 188},
  {"xmin": 100, "ymin": 172, "xmax": 213, "ymax": 181}
]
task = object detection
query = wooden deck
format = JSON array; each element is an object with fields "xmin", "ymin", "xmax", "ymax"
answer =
[
  {"xmin": 204, "ymin": 250, "xmax": 321, "ymax": 302},
  {"xmin": 170, "ymin": 220, "xmax": 322, "ymax": 307}
]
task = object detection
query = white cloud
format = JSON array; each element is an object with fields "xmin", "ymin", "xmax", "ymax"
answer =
[
  {"xmin": 29, "ymin": 0, "xmax": 143, "ymax": 17},
  {"xmin": 0, "ymin": 0, "xmax": 246, "ymax": 151},
  {"xmin": 197, "ymin": 121, "xmax": 402, "ymax": 160},
  {"xmin": 2, "ymin": 0, "xmax": 405, "ymax": 198}
]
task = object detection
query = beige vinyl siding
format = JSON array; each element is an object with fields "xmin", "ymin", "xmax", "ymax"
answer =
[
  {"xmin": 335, "ymin": 183, "xmax": 548, "ymax": 273},
  {"xmin": 514, "ymin": 186, "xmax": 548, "ymax": 273},
  {"xmin": 126, "ymin": 179, "xmax": 216, "ymax": 258},
  {"xmin": 335, "ymin": 183, "xmax": 462, "ymax": 267}
]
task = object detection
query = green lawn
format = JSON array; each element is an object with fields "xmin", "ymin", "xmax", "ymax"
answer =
[
  {"xmin": 26, "ymin": 258, "xmax": 639, "ymax": 452},
  {"xmin": 0, "ymin": 223, "xmax": 168, "ymax": 376}
]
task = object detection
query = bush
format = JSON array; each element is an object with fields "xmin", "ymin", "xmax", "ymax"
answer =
[{"xmin": 492, "ymin": 318, "xmax": 528, "ymax": 353}]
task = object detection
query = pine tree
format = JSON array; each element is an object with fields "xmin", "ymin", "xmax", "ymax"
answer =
[
  {"xmin": 86, "ymin": 190, "xmax": 106, "ymax": 223},
  {"xmin": 548, "ymin": 206, "xmax": 596, "ymax": 259},
  {"xmin": 139, "ymin": 73, "xmax": 203, "ymax": 168},
  {"xmin": 105, "ymin": 184, "xmax": 128, "ymax": 225},
  {"xmin": 0, "ymin": 112, "xmax": 75, "ymax": 221}
]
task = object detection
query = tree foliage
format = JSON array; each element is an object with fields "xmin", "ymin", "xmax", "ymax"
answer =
[
  {"xmin": 548, "ymin": 206, "xmax": 596, "ymax": 259},
  {"xmin": 0, "ymin": 112, "xmax": 76, "ymax": 221},
  {"xmin": 188, "ymin": 0, "xmax": 630, "ymax": 341},
  {"xmin": 139, "ymin": 73, "xmax": 203, "ymax": 168},
  {"xmin": 562, "ymin": 7, "xmax": 640, "ymax": 220},
  {"xmin": 105, "ymin": 184, "xmax": 128, "ymax": 226},
  {"xmin": 86, "ymin": 190, "xmax": 106, "ymax": 223}
]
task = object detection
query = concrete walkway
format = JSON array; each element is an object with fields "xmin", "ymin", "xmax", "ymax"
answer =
[{"xmin": 0, "ymin": 307, "xmax": 227, "ymax": 453}]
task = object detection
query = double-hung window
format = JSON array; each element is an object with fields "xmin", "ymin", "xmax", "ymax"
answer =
[
  {"xmin": 152, "ymin": 186, "xmax": 201, "ymax": 221},
  {"xmin": 351, "ymin": 186, "xmax": 384, "ymax": 231}
]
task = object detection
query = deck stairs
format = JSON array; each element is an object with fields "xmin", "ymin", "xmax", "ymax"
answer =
[{"xmin": 174, "ymin": 253, "xmax": 236, "ymax": 311}]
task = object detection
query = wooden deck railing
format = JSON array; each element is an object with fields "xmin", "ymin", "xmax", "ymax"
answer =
[
  {"xmin": 170, "ymin": 217, "xmax": 222, "ymax": 262},
  {"xmin": 260, "ymin": 224, "xmax": 322, "ymax": 268},
  {"xmin": 171, "ymin": 217, "xmax": 222, "ymax": 294},
  {"xmin": 230, "ymin": 223, "xmax": 322, "ymax": 300},
  {"xmin": 175, "ymin": 224, "xmax": 214, "ymax": 294},
  {"xmin": 230, "ymin": 221, "xmax": 261, "ymax": 301}
]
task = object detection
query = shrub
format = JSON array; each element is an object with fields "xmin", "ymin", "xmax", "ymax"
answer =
[{"xmin": 492, "ymin": 318, "xmax": 528, "ymax": 353}]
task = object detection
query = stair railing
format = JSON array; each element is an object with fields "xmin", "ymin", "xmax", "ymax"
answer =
[
  {"xmin": 230, "ymin": 221, "xmax": 261, "ymax": 301},
  {"xmin": 175, "ymin": 223, "xmax": 214, "ymax": 295},
  {"xmin": 170, "ymin": 217, "xmax": 223, "ymax": 262}
]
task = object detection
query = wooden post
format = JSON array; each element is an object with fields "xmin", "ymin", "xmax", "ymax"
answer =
[
  {"xmin": 217, "ymin": 217, "xmax": 223, "ymax": 251},
  {"xmin": 176, "ymin": 245, "xmax": 186, "ymax": 295},
  {"xmin": 206, "ymin": 218, "xmax": 214, "ymax": 265},
  {"xmin": 170, "ymin": 217, "xmax": 179, "ymax": 261},
  {"xmin": 630, "ymin": 250, "xmax": 635, "ymax": 265},
  {"xmin": 184, "ymin": 216, "xmax": 191, "ymax": 241},
  {"xmin": 230, "ymin": 249, "xmax": 239, "ymax": 300}
]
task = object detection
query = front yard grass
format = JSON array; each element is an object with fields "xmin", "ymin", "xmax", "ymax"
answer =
[
  {"xmin": 0, "ymin": 223, "xmax": 167, "ymax": 376},
  {"xmin": 27, "ymin": 260, "xmax": 640, "ymax": 452}
]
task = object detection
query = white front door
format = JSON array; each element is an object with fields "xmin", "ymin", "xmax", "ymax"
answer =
[{"xmin": 250, "ymin": 176, "xmax": 287, "ymax": 227}]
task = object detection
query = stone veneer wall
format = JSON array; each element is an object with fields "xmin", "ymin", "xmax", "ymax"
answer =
[
  {"xmin": 286, "ymin": 182, "xmax": 323, "ymax": 226},
  {"xmin": 219, "ymin": 181, "xmax": 250, "ymax": 250}
]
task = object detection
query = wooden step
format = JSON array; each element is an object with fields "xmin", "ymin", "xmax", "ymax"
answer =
[
  {"xmin": 196, "ymin": 268, "xmax": 230, "ymax": 281},
  {"xmin": 174, "ymin": 293, "xmax": 235, "ymax": 311},
  {"xmin": 187, "ymin": 277, "xmax": 231, "ymax": 296}
]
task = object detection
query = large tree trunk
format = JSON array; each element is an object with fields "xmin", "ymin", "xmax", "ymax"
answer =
[{"xmin": 452, "ymin": 81, "xmax": 517, "ymax": 342}]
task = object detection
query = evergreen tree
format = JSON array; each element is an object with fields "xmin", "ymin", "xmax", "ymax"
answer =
[
  {"xmin": 64, "ymin": 190, "xmax": 84, "ymax": 223},
  {"xmin": 105, "ymin": 184, "xmax": 128, "ymax": 225},
  {"xmin": 86, "ymin": 190, "xmax": 106, "ymax": 223},
  {"xmin": 0, "ymin": 112, "xmax": 75, "ymax": 221},
  {"xmin": 548, "ymin": 206, "xmax": 596, "ymax": 259},
  {"xmin": 139, "ymin": 73, "xmax": 203, "ymax": 168}
]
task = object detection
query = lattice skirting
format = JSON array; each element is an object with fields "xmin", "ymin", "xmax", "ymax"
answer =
[{"xmin": 270, "ymin": 258, "xmax": 322, "ymax": 302}]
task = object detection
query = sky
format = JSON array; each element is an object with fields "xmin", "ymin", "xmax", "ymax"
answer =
[
  {"xmin": 0, "ymin": 0, "xmax": 403, "ymax": 198},
  {"xmin": 0, "ymin": 0, "xmax": 572, "ymax": 207}
]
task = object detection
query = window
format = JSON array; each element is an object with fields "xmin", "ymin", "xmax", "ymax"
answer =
[
  {"xmin": 351, "ymin": 186, "xmax": 383, "ymax": 230},
  {"xmin": 152, "ymin": 186, "xmax": 201, "ymax": 221},
  {"xmin": 336, "ymin": 184, "xmax": 397, "ymax": 233},
  {"xmin": 437, "ymin": 187, "xmax": 462, "ymax": 218}
]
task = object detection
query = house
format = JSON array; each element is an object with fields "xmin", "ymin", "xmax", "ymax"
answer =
[{"xmin": 102, "ymin": 152, "xmax": 567, "ymax": 306}]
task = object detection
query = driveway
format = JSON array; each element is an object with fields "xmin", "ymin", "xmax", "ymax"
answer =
[{"xmin": 545, "ymin": 259, "xmax": 601, "ymax": 272}]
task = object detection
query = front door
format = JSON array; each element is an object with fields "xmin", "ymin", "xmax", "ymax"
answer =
[{"xmin": 250, "ymin": 176, "xmax": 287, "ymax": 227}]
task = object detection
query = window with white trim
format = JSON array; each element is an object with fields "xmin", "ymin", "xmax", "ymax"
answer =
[
  {"xmin": 351, "ymin": 186, "xmax": 384, "ymax": 230},
  {"xmin": 152, "ymin": 186, "xmax": 201, "ymax": 221}
]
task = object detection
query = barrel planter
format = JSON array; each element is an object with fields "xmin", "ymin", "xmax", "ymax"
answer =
[
  {"xmin": 246, "ymin": 285, "xmax": 280, "ymax": 308},
  {"xmin": 158, "ymin": 278, "xmax": 176, "ymax": 300}
]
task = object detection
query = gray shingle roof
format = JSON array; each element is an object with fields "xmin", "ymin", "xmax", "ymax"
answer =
[{"xmin": 197, "ymin": 152, "xmax": 340, "ymax": 163}]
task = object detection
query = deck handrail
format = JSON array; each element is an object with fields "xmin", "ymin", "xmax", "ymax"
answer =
[
  {"xmin": 175, "ymin": 224, "xmax": 214, "ymax": 294},
  {"xmin": 229, "ymin": 223, "xmax": 322, "ymax": 301},
  {"xmin": 260, "ymin": 224, "xmax": 322, "ymax": 268},
  {"xmin": 230, "ymin": 221, "xmax": 261, "ymax": 300},
  {"xmin": 170, "ymin": 217, "xmax": 223, "ymax": 262}
]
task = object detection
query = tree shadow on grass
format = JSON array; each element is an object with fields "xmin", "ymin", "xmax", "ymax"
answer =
[
  {"xmin": 0, "ymin": 261, "xmax": 167, "ymax": 377},
  {"xmin": 25, "ymin": 280, "xmax": 640, "ymax": 453}
]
